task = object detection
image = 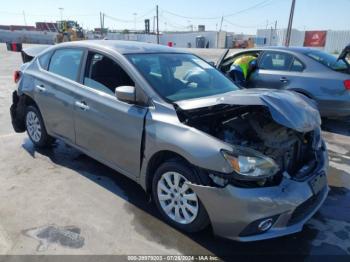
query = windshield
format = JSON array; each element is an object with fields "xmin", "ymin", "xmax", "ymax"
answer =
[
  {"xmin": 305, "ymin": 50, "xmax": 348, "ymax": 71},
  {"xmin": 127, "ymin": 53, "xmax": 239, "ymax": 102}
]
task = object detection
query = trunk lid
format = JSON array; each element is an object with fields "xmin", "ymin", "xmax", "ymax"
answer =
[
  {"xmin": 21, "ymin": 46, "xmax": 50, "ymax": 63},
  {"xmin": 6, "ymin": 43, "xmax": 50, "ymax": 63},
  {"xmin": 338, "ymin": 44, "xmax": 350, "ymax": 61}
]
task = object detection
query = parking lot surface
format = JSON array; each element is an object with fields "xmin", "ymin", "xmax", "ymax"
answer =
[{"xmin": 0, "ymin": 44, "xmax": 350, "ymax": 259}]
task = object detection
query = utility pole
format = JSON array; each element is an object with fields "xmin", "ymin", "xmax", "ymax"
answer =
[
  {"xmin": 153, "ymin": 16, "xmax": 156, "ymax": 33},
  {"xmin": 133, "ymin": 13, "xmax": 137, "ymax": 31},
  {"xmin": 156, "ymin": 5, "xmax": 159, "ymax": 44},
  {"xmin": 59, "ymin": 7, "xmax": 64, "ymax": 21},
  {"xmin": 219, "ymin": 16, "xmax": 224, "ymax": 32},
  {"xmin": 270, "ymin": 20, "xmax": 277, "ymax": 46},
  {"xmin": 22, "ymin": 11, "xmax": 27, "ymax": 26},
  {"xmin": 285, "ymin": 0, "xmax": 296, "ymax": 47},
  {"xmin": 100, "ymin": 12, "xmax": 105, "ymax": 38},
  {"xmin": 269, "ymin": 26, "xmax": 273, "ymax": 45}
]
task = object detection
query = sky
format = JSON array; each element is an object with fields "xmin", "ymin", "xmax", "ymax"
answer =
[{"xmin": 0, "ymin": 0, "xmax": 349, "ymax": 34}]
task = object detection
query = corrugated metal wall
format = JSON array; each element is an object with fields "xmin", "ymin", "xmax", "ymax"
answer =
[
  {"xmin": 256, "ymin": 29, "xmax": 304, "ymax": 47},
  {"xmin": 257, "ymin": 29, "xmax": 350, "ymax": 53},
  {"xmin": 105, "ymin": 33, "xmax": 157, "ymax": 43},
  {"xmin": 160, "ymin": 31, "xmax": 222, "ymax": 48},
  {"xmin": 325, "ymin": 31, "xmax": 350, "ymax": 53},
  {"xmin": 0, "ymin": 29, "xmax": 56, "ymax": 44},
  {"xmin": 101, "ymin": 31, "xmax": 225, "ymax": 48}
]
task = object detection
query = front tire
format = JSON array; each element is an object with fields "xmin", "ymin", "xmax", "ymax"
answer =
[
  {"xmin": 25, "ymin": 105, "xmax": 54, "ymax": 148},
  {"xmin": 152, "ymin": 160, "xmax": 210, "ymax": 233}
]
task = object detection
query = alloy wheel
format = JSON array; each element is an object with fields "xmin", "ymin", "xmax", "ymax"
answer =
[
  {"xmin": 157, "ymin": 171, "xmax": 199, "ymax": 224},
  {"xmin": 26, "ymin": 111, "xmax": 42, "ymax": 143}
]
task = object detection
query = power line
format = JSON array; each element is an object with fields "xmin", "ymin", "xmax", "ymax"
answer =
[
  {"xmin": 104, "ymin": 14, "xmax": 135, "ymax": 23},
  {"xmin": 159, "ymin": 14, "xmax": 188, "ymax": 30},
  {"xmin": 0, "ymin": 11, "xmax": 97, "ymax": 18},
  {"xmin": 161, "ymin": 0, "xmax": 275, "ymax": 20},
  {"xmin": 224, "ymin": 0, "xmax": 273, "ymax": 18},
  {"xmin": 136, "ymin": 8, "xmax": 156, "ymax": 19},
  {"xmin": 224, "ymin": 18, "xmax": 277, "ymax": 29}
]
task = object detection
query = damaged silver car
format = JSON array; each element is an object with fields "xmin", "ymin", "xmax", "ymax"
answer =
[{"xmin": 10, "ymin": 40, "xmax": 329, "ymax": 241}]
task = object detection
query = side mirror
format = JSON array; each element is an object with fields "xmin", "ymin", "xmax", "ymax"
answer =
[{"xmin": 115, "ymin": 86, "xmax": 136, "ymax": 104}]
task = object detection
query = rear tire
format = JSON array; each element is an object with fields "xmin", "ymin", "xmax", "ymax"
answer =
[
  {"xmin": 25, "ymin": 105, "xmax": 54, "ymax": 148},
  {"xmin": 152, "ymin": 160, "xmax": 210, "ymax": 233}
]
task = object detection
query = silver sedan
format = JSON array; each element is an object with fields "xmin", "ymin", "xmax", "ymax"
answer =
[{"xmin": 10, "ymin": 40, "xmax": 328, "ymax": 241}]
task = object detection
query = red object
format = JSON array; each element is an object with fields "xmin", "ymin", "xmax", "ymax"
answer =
[
  {"xmin": 6, "ymin": 42, "xmax": 22, "ymax": 52},
  {"xmin": 12, "ymin": 43, "xmax": 18, "ymax": 52},
  {"xmin": 304, "ymin": 31, "xmax": 327, "ymax": 47},
  {"xmin": 344, "ymin": 80, "xmax": 350, "ymax": 90},
  {"xmin": 14, "ymin": 70, "xmax": 21, "ymax": 83},
  {"xmin": 168, "ymin": 42, "xmax": 173, "ymax": 47}
]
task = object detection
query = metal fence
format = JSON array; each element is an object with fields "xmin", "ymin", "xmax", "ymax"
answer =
[
  {"xmin": 256, "ymin": 29, "xmax": 350, "ymax": 53},
  {"xmin": 0, "ymin": 29, "xmax": 56, "ymax": 44}
]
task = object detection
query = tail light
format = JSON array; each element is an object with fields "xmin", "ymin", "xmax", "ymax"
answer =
[
  {"xmin": 14, "ymin": 70, "xmax": 21, "ymax": 83},
  {"xmin": 344, "ymin": 80, "xmax": 350, "ymax": 90}
]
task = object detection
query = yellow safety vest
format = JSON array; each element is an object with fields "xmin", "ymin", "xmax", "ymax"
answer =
[{"xmin": 233, "ymin": 56, "xmax": 256, "ymax": 79}]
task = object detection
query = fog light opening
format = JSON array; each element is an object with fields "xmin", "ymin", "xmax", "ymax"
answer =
[{"xmin": 258, "ymin": 218, "xmax": 274, "ymax": 232}]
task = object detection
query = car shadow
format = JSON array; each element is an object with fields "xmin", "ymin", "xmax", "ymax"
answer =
[
  {"xmin": 322, "ymin": 118, "xmax": 350, "ymax": 136},
  {"xmin": 21, "ymin": 138, "xmax": 350, "ymax": 259}
]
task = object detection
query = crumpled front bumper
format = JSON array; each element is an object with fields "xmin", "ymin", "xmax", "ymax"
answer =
[
  {"xmin": 188, "ymin": 148, "xmax": 329, "ymax": 242},
  {"xmin": 10, "ymin": 91, "xmax": 26, "ymax": 133}
]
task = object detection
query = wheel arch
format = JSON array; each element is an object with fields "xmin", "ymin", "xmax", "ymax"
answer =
[
  {"xmin": 11, "ymin": 91, "xmax": 41, "ymax": 133},
  {"xmin": 145, "ymin": 150, "xmax": 190, "ymax": 194},
  {"xmin": 289, "ymin": 88, "xmax": 314, "ymax": 99}
]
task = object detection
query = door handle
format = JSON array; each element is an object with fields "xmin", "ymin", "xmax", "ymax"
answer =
[
  {"xmin": 36, "ymin": 84, "xmax": 46, "ymax": 92},
  {"xmin": 75, "ymin": 101, "xmax": 89, "ymax": 111},
  {"xmin": 280, "ymin": 77, "xmax": 288, "ymax": 83}
]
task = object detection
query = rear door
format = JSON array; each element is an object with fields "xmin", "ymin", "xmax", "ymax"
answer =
[
  {"xmin": 73, "ymin": 51, "xmax": 147, "ymax": 178},
  {"xmin": 250, "ymin": 51, "xmax": 304, "ymax": 89},
  {"xmin": 33, "ymin": 48, "xmax": 84, "ymax": 143}
]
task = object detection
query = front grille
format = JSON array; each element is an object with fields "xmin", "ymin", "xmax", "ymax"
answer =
[{"xmin": 288, "ymin": 188, "xmax": 325, "ymax": 226}]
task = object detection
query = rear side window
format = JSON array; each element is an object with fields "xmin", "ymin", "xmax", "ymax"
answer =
[
  {"xmin": 260, "ymin": 52, "xmax": 294, "ymax": 71},
  {"xmin": 290, "ymin": 58, "xmax": 304, "ymax": 72},
  {"xmin": 38, "ymin": 51, "xmax": 52, "ymax": 70},
  {"xmin": 48, "ymin": 49, "xmax": 83, "ymax": 81},
  {"xmin": 305, "ymin": 50, "xmax": 348, "ymax": 72}
]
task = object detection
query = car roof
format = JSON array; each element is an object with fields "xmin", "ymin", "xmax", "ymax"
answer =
[
  {"xmin": 252, "ymin": 46, "xmax": 318, "ymax": 54},
  {"xmin": 56, "ymin": 40, "xmax": 189, "ymax": 55}
]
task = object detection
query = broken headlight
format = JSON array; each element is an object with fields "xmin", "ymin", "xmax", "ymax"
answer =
[{"xmin": 221, "ymin": 147, "xmax": 279, "ymax": 181}]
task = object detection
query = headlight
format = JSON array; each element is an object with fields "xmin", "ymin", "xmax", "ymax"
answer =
[{"xmin": 221, "ymin": 147, "xmax": 279, "ymax": 181}]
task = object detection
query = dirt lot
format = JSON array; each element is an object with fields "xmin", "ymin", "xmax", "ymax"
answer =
[{"xmin": 0, "ymin": 44, "xmax": 350, "ymax": 259}]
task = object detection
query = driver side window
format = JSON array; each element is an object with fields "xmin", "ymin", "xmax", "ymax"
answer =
[
  {"xmin": 260, "ymin": 52, "xmax": 294, "ymax": 71},
  {"xmin": 84, "ymin": 52, "xmax": 134, "ymax": 95}
]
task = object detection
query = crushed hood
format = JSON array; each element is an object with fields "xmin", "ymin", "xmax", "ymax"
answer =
[{"xmin": 175, "ymin": 89, "xmax": 321, "ymax": 132}]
